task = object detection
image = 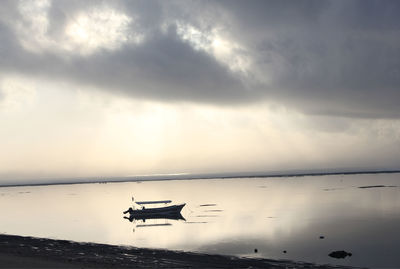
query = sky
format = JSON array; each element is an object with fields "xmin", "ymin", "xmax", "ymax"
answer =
[{"xmin": 0, "ymin": 0, "xmax": 400, "ymax": 183}]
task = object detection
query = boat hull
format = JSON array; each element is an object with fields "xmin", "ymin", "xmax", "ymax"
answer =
[{"xmin": 125, "ymin": 212, "xmax": 185, "ymax": 222}]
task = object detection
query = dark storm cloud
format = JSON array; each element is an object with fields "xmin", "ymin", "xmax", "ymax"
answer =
[
  {"xmin": 0, "ymin": 28, "xmax": 250, "ymax": 104},
  {"xmin": 1, "ymin": 0, "xmax": 400, "ymax": 117},
  {"xmin": 211, "ymin": 0, "xmax": 400, "ymax": 117},
  {"xmin": 66, "ymin": 27, "xmax": 252, "ymax": 103}
]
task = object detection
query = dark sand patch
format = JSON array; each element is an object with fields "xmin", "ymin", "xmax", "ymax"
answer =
[
  {"xmin": 199, "ymin": 203, "xmax": 217, "ymax": 207},
  {"xmin": 323, "ymin": 188, "xmax": 344, "ymax": 191},
  {"xmin": 0, "ymin": 234, "xmax": 356, "ymax": 268},
  {"xmin": 0, "ymin": 253, "xmax": 91, "ymax": 268},
  {"xmin": 358, "ymin": 185, "xmax": 397, "ymax": 189}
]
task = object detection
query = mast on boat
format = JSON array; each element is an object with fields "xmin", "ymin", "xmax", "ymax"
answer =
[
  {"xmin": 132, "ymin": 196, "xmax": 172, "ymax": 205},
  {"xmin": 135, "ymin": 200, "xmax": 172, "ymax": 205}
]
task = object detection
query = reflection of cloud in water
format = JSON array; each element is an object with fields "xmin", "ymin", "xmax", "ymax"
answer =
[
  {"xmin": 196, "ymin": 237, "xmax": 276, "ymax": 257},
  {"xmin": 277, "ymin": 213, "xmax": 400, "ymax": 268}
]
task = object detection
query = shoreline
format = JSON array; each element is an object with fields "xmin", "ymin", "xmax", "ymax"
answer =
[
  {"xmin": 0, "ymin": 234, "xmax": 355, "ymax": 268},
  {"xmin": 1, "ymin": 169, "xmax": 399, "ymax": 188}
]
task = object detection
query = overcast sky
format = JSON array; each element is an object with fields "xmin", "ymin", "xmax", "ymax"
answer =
[{"xmin": 1, "ymin": 0, "xmax": 399, "ymax": 183}]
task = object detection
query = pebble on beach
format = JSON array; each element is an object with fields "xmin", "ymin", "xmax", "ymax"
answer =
[{"xmin": 328, "ymin": 250, "xmax": 352, "ymax": 259}]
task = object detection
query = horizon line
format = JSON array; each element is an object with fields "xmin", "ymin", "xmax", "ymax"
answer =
[{"xmin": 1, "ymin": 168, "xmax": 400, "ymax": 188}]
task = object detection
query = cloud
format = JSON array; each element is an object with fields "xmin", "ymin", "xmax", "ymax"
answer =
[
  {"xmin": 0, "ymin": 0, "xmax": 399, "ymax": 118},
  {"xmin": 211, "ymin": 0, "xmax": 400, "ymax": 117}
]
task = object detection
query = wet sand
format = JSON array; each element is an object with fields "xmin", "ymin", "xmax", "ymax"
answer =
[{"xmin": 0, "ymin": 234, "xmax": 357, "ymax": 268}]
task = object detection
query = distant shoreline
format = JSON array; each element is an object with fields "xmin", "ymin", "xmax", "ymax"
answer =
[
  {"xmin": 1, "ymin": 169, "xmax": 399, "ymax": 188},
  {"xmin": 0, "ymin": 234, "xmax": 355, "ymax": 268}
]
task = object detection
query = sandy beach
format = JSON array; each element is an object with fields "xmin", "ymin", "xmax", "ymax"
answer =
[{"xmin": 0, "ymin": 234, "xmax": 356, "ymax": 268}]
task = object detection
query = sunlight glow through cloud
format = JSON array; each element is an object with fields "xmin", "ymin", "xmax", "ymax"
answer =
[
  {"xmin": 65, "ymin": 8, "xmax": 140, "ymax": 55},
  {"xmin": 176, "ymin": 22, "xmax": 251, "ymax": 74},
  {"xmin": 15, "ymin": 0, "xmax": 138, "ymax": 55},
  {"xmin": 1, "ymin": 75, "xmax": 400, "ymax": 180}
]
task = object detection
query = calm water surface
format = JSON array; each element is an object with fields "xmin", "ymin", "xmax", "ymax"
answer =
[{"xmin": 1, "ymin": 173, "xmax": 400, "ymax": 268}]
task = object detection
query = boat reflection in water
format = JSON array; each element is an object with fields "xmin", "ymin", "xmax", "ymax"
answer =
[{"xmin": 123, "ymin": 199, "xmax": 186, "ymax": 226}]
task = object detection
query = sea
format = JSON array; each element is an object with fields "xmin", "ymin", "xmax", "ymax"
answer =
[{"xmin": 1, "ymin": 173, "xmax": 399, "ymax": 268}]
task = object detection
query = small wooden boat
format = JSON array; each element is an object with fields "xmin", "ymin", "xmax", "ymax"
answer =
[{"xmin": 123, "ymin": 200, "xmax": 186, "ymax": 220}]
